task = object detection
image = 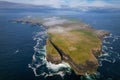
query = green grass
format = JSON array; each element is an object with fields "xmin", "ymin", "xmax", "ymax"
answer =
[
  {"xmin": 47, "ymin": 29, "xmax": 101, "ymax": 65},
  {"xmin": 46, "ymin": 40, "xmax": 60, "ymax": 57},
  {"xmin": 47, "ymin": 30, "xmax": 101, "ymax": 64}
]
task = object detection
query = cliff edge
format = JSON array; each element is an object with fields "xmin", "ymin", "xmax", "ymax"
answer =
[{"xmin": 14, "ymin": 17, "xmax": 109, "ymax": 75}]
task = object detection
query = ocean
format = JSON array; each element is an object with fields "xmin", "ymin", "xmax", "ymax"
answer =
[{"xmin": 0, "ymin": 8, "xmax": 120, "ymax": 80}]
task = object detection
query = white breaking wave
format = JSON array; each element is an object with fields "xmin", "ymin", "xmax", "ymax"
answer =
[
  {"xmin": 99, "ymin": 34, "xmax": 120, "ymax": 66},
  {"xmin": 28, "ymin": 25, "xmax": 71, "ymax": 78},
  {"xmin": 14, "ymin": 49, "xmax": 19, "ymax": 54},
  {"xmin": 26, "ymin": 22, "xmax": 120, "ymax": 79}
]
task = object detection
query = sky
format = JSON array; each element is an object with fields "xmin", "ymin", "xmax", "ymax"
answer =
[{"xmin": 0, "ymin": 0, "xmax": 120, "ymax": 8}]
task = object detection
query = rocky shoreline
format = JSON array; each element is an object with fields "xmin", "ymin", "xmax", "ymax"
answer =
[
  {"xmin": 47, "ymin": 39, "xmax": 99, "ymax": 75},
  {"xmin": 12, "ymin": 16, "xmax": 109, "ymax": 75},
  {"xmin": 12, "ymin": 17, "xmax": 109, "ymax": 38}
]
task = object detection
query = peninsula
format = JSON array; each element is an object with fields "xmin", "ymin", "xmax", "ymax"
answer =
[{"xmin": 13, "ymin": 16, "xmax": 109, "ymax": 75}]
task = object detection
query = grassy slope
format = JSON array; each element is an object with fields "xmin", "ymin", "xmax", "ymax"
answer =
[
  {"xmin": 47, "ymin": 29, "xmax": 101, "ymax": 65},
  {"xmin": 46, "ymin": 39, "xmax": 61, "ymax": 63},
  {"xmin": 46, "ymin": 40, "xmax": 60, "ymax": 57}
]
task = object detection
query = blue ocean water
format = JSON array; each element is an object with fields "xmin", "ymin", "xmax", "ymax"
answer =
[{"xmin": 0, "ymin": 8, "xmax": 120, "ymax": 80}]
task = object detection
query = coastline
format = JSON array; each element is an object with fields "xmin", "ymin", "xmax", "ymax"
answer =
[{"xmin": 13, "ymin": 16, "xmax": 110, "ymax": 75}]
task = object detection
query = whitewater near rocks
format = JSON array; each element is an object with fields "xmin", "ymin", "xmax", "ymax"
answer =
[{"xmin": 13, "ymin": 16, "xmax": 109, "ymax": 76}]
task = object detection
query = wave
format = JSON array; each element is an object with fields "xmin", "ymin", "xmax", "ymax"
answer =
[
  {"xmin": 28, "ymin": 25, "xmax": 71, "ymax": 78},
  {"xmin": 27, "ymin": 24, "xmax": 120, "ymax": 79},
  {"xmin": 99, "ymin": 34, "xmax": 120, "ymax": 66},
  {"xmin": 14, "ymin": 49, "xmax": 19, "ymax": 54}
]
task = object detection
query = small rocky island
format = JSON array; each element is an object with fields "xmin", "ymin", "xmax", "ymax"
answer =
[{"xmin": 13, "ymin": 16, "xmax": 109, "ymax": 75}]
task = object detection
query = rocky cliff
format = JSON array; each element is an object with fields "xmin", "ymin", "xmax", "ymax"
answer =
[{"xmin": 14, "ymin": 16, "xmax": 109, "ymax": 75}]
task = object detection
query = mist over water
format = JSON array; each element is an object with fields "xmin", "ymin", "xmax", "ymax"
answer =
[{"xmin": 0, "ymin": 8, "xmax": 120, "ymax": 80}]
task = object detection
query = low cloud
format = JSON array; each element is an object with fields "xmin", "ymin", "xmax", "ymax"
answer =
[{"xmin": 0, "ymin": 0, "xmax": 120, "ymax": 8}]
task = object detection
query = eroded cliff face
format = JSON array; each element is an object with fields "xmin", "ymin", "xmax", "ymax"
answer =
[
  {"xmin": 44, "ymin": 17, "xmax": 109, "ymax": 75},
  {"xmin": 46, "ymin": 38, "xmax": 100, "ymax": 75},
  {"xmin": 14, "ymin": 17, "xmax": 109, "ymax": 75},
  {"xmin": 46, "ymin": 40, "xmax": 62, "ymax": 64},
  {"xmin": 46, "ymin": 40, "xmax": 100, "ymax": 75}
]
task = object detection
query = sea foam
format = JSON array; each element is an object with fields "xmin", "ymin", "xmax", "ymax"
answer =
[{"xmin": 28, "ymin": 25, "xmax": 71, "ymax": 78}]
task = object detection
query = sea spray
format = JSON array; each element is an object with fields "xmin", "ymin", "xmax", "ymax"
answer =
[
  {"xmin": 81, "ymin": 34, "xmax": 120, "ymax": 80},
  {"xmin": 99, "ymin": 34, "xmax": 120, "ymax": 64},
  {"xmin": 28, "ymin": 25, "xmax": 71, "ymax": 77},
  {"xmin": 17, "ymin": 19, "xmax": 120, "ymax": 79}
]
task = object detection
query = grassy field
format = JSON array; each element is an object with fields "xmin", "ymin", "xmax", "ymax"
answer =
[
  {"xmin": 46, "ymin": 39, "xmax": 61, "ymax": 63},
  {"xmin": 46, "ymin": 40, "xmax": 60, "ymax": 57},
  {"xmin": 47, "ymin": 29, "xmax": 101, "ymax": 65},
  {"xmin": 15, "ymin": 16, "xmax": 105, "ymax": 74}
]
